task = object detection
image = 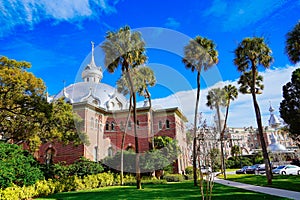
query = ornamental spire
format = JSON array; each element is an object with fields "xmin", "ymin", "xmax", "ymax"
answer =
[{"xmin": 91, "ymin": 41, "xmax": 96, "ymax": 67}]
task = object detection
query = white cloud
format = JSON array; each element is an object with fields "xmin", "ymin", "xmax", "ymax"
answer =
[
  {"xmin": 204, "ymin": 0, "xmax": 288, "ymax": 31},
  {"xmin": 147, "ymin": 65, "xmax": 298, "ymax": 128},
  {"xmin": 0, "ymin": 0, "xmax": 120, "ymax": 37},
  {"xmin": 164, "ymin": 17, "xmax": 180, "ymax": 29}
]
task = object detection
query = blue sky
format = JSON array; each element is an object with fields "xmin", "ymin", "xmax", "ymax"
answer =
[{"xmin": 0, "ymin": 0, "xmax": 299, "ymax": 127}]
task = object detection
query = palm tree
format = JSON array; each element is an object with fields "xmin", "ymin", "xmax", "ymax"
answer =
[
  {"xmin": 101, "ymin": 26, "xmax": 147, "ymax": 189},
  {"xmin": 134, "ymin": 66, "xmax": 156, "ymax": 149},
  {"xmin": 220, "ymin": 84, "xmax": 238, "ymax": 178},
  {"xmin": 285, "ymin": 21, "xmax": 300, "ymax": 64},
  {"xmin": 183, "ymin": 36, "xmax": 218, "ymax": 186},
  {"xmin": 116, "ymin": 66, "xmax": 156, "ymax": 185},
  {"xmin": 206, "ymin": 88, "xmax": 226, "ymax": 177},
  {"xmin": 234, "ymin": 37, "xmax": 273, "ymax": 185}
]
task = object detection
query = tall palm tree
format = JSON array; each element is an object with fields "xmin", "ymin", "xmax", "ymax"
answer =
[
  {"xmin": 285, "ymin": 21, "xmax": 300, "ymax": 64},
  {"xmin": 206, "ymin": 88, "xmax": 226, "ymax": 177},
  {"xmin": 101, "ymin": 26, "xmax": 147, "ymax": 189},
  {"xmin": 116, "ymin": 66, "xmax": 156, "ymax": 185},
  {"xmin": 220, "ymin": 84, "xmax": 238, "ymax": 178},
  {"xmin": 234, "ymin": 37, "xmax": 273, "ymax": 185},
  {"xmin": 134, "ymin": 66, "xmax": 156, "ymax": 149},
  {"xmin": 183, "ymin": 36, "xmax": 218, "ymax": 186}
]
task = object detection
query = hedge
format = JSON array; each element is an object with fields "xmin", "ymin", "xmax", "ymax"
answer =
[{"xmin": 0, "ymin": 172, "xmax": 114, "ymax": 200}]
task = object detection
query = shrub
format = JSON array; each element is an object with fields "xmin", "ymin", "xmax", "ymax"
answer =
[
  {"xmin": 68, "ymin": 157, "xmax": 104, "ymax": 177},
  {"xmin": 0, "ymin": 143, "xmax": 44, "ymax": 189},
  {"xmin": 163, "ymin": 174, "xmax": 184, "ymax": 182},
  {"xmin": 185, "ymin": 166, "xmax": 193, "ymax": 175}
]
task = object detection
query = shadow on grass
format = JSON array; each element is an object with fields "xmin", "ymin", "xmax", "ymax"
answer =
[{"xmin": 38, "ymin": 181, "xmax": 290, "ymax": 200}]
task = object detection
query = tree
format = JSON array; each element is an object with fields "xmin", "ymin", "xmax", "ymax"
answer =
[
  {"xmin": 101, "ymin": 26, "xmax": 147, "ymax": 189},
  {"xmin": 234, "ymin": 37, "xmax": 273, "ymax": 185},
  {"xmin": 206, "ymin": 88, "xmax": 226, "ymax": 178},
  {"xmin": 231, "ymin": 145, "xmax": 241, "ymax": 158},
  {"xmin": 182, "ymin": 36, "xmax": 218, "ymax": 186},
  {"xmin": 0, "ymin": 142, "xmax": 44, "ymax": 189},
  {"xmin": 280, "ymin": 68, "xmax": 300, "ymax": 145},
  {"xmin": 220, "ymin": 84, "xmax": 238, "ymax": 178},
  {"xmin": 0, "ymin": 56, "xmax": 86, "ymax": 151},
  {"xmin": 116, "ymin": 66, "xmax": 156, "ymax": 185},
  {"xmin": 285, "ymin": 20, "xmax": 300, "ymax": 64}
]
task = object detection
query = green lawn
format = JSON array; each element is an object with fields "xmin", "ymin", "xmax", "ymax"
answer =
[
  {"xmin": 224, "ymin": 174, "xmax": 300, "ymax": 192},
  {"xmin": 37, "ymin": 181, "xmax": 290, "ymax": 200}
]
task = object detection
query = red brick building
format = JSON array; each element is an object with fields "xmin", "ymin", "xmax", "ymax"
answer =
[{"xmin": 37, "ymin": 43, "xmax": 189, "ymax": 174}]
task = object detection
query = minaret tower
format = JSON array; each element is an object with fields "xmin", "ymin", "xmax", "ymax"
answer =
[
  {"xmin": 81, "ymin": 41, "xmax": 103, "ymax": 83},
  {"xmin": 268, "ymin": 102, "xmax": 281, "ymax": 129}
]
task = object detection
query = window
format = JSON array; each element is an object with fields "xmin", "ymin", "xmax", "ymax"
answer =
[
  {"xmin": 105, "ymin": 122, "xmax": 110, "ymax": 131},
  {"xmin": 111, "ymin": 122, "xmax": 115, "ymax": 131},
  {"xmin": 45, "ymin": 148, "xmax": 55, "ymax": 165},
  {"xmin": 120, "ymin": 121, "xmax": 124, "ymax": 131},
  {"xmin": 108, "ymin": 147, "xmax": 113, "ymax": 157},
  {"xmin": 94, "ymin": 146, "xmax": 98, "ymax": 162},
  {"xmin": 158, "ymin": 121, "xmax": 162, "ymax": 130},
  {"xmin": 95, "ymin": 119, "xmax": 98, "ymax": 129},
  {"xmin": 137, "ymin": 120, "xmax": 140, "ymax": 128},
  {"xmin": 128, "ymin": 121, "xmax": 132, "ymax": 130},
  {"xmin": 91, "ymin": 117, "xmax": 94, "ymax": 129},
  {"xmin": 166, "ymin": 120, "xmax": 170, "ymax": 129}
]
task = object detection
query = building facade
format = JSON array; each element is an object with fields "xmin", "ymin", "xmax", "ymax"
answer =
[{"xmin": 37, "ymin": 43, "xmax": 189, "ymax": 174}]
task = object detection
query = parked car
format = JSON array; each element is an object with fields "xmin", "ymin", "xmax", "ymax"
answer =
[
  {"xmin": 236, "ymin": 166, "xmax": 251, "ymax": 174},
  {"xmin": 246, "ymin": 164, "xmax": 265, "ymax": 174},
  {"xmin": 200, "ymin": 166, "xmax": 212, "ymax": 174},
  {"xmin": 272, "ymin": 165, "xmax": 300, "ymax": 175}
]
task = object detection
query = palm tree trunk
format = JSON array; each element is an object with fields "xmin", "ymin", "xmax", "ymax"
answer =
[
  {"xmin": 193, "ymin": 71, "xmax": 201, "ymax": 186},
  {"xmin": 220, "ymin": 100, "xmax": 230, "ymax": 179},
  {"xmin": 216, "ymin": 104, "xmax": 226, "ymax": 179},
  {"xmin": 120, "ymin": 96, "xmax": 132, "ymax": 185},
  {"xmin": 251, "ymin": 67, "xmax": 272, "ymax": 185},
  {"xmin": 124, "ymin": 64, "xmax": 141, "ymax": 189},
  {"xmin": 145, "ymin": 89, "xmax": 154, "ymax": 150}
]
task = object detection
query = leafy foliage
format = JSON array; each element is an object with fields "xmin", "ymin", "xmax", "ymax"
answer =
[
  {"xmin": 285, "ymin": 20, "xmax": 300, "ymax": 64},
  {"xmin": 101, "ymin": 137, "xmax": 180, "ymax": 173},
  {"xmin": 279, "ymin": 68, "xmax": 300, "ymax": 145},
  {"xmin": 41, "ymin": 157, "xmax": 103, "ymax": 179},
  {"xmin": 0, "ymin": 56, "xmax": 88, "ymax": 151},
  {"xmin": 238, "ymin": 71, "xmax": 264, "ymax": 94},
  {"xmin": 234, "ymin": 37, "xmax": 273, "ymax": 72},
  {"xmin": 0, "ymin": 142, "xmax": 44, "ymax": 189}
]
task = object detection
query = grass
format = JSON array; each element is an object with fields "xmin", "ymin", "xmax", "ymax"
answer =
[
  {"xmin": 224, "ymin": 174, "xmax": 300, "ymax": 192},
  {"xmin": 37, "ymin": 181, "xmax": 290, "ymax": 200}
]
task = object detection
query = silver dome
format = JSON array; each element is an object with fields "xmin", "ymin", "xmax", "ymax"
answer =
[{"xmin": 54, "ymin": 82, "xmax": 128, "ymax": 111}]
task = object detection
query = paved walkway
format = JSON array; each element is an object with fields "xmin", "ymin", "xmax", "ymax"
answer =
[{"xmin": 214, "ymin": 178, "xmax": 300, "ymax": 200}]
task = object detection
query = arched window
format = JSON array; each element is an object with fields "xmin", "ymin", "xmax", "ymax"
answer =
[
  {"xmin": 158, "ymin": 121, "xmax": 162, "ymax": 130},
  {"xmin": 166, "ymin": 120, "xmax": 170, "ymax": 129},
  {"xmin": 94, "ymin": 146, "xmax": 98, "ymax": 162},
  {"xmin": 111, "ymin": 122, "xmax": 115, "ymax": 131},
  {"xmin": 128, "ymin": 121, "xmax": 132, "ymax": 130},
  {"xmin": 45, "ymin": 147, "xmax": 55, "ymax": 165},
  {"xmin": 95, "ymin": 119, "xmax": 99, "ymax": 129},
  {"xmin": 91, "ymin": 117, "xmax": 94, "ymax": 129},
  {"xmin": 108, "ymin": 147, "xmax": 113, "ymax": 157},
  {"xmin": 105, "ymin": 122, "xmax": 110, "ymax": 131},
  {"xmin": 126, "ymin": 144, "xmax": 134, "ymax": 151}
]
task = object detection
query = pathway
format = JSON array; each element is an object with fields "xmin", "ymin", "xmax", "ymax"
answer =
[{"xmin": 214, "ymin": 177, "xmax": 300, "ymax": 200}]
